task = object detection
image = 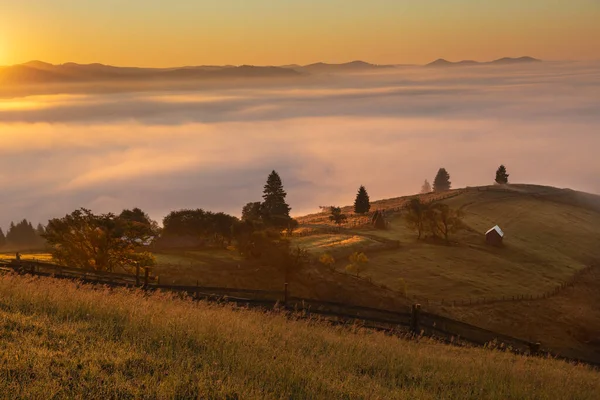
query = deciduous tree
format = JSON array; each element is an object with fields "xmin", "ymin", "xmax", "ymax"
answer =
[
  {"xmin": 405, "ymin": 198, "xmax": 428, "ymax": 239},
  {"xmin": 43, "ymin": 208, "xmax": 155, "ymax": 273},
  {"xmin": 329, "ymin": 206, "xmax": 348, "ymax": 227},
  {"xmin": 426, "ymin": 203, "xmax": 463, "ymax": 243}
]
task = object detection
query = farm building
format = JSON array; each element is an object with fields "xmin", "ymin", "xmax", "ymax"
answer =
[{"xmin": 485, "ymin": 225, "xmax": 504, "ymax": 246}]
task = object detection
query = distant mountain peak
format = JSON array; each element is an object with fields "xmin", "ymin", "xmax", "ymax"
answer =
[
  {"xmin": 426, "ymin": 56, "xmax": 542, "ymax": 67},
  {"xmin": 426, "ymin": 59, "xmax": 452, "ymax": 66},
  {"xmin": 491, "ymin": 56, "xmax": 542, "ymax": 64}
]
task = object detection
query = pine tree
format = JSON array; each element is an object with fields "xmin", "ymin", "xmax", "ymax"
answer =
[
  {"xmin": 354, "ymin": 185, "xmax": 371, "ymax": 214},
  {"xmin": 261, "ymin": 170, "xmax": 291, "ymax": 227},
  {"xmin": 433, "ymin": 168, "xmax": 451, "ymax": 192},
  {"xmin": 495, "ymin": 165, "xmax": 509, "ymax": 184},
  {"xmin": 36, "ymin": 223, "xmax": 45, "ymax": 236},
  {"xmin": 421, "ymin": 179, "xmax": 432, "ymax": 194},
  {"xmin": 0, "ymin": 228, "xmax": 6, "ymax": 248}
]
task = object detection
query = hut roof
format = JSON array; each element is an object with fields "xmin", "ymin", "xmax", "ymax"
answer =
[{"xmin": 486, "ymin": 225, "xmax": 504, "ymax": 238}]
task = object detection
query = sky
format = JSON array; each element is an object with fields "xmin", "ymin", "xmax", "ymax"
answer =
[
  {"xmin": 0, "ymin": 1, "xmax": 599, "ymax": 66},
  {"xmin": 0, "ymin": 61, "xmax": 599, "ymax": 228}
]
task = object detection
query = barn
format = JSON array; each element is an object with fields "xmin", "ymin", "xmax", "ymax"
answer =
[{"xmin": 485, "ymin": 225, "xmax": 504, "ymax": 246}]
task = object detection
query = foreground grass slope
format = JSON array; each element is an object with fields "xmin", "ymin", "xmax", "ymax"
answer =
[{"xmin": 0, "ymin": 274, "xmax": 599, "ymax": 399}]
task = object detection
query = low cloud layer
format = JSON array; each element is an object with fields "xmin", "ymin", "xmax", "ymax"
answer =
[{"xmin": 0, "ymin": 61, "xmax": 599, "ymax": 228}]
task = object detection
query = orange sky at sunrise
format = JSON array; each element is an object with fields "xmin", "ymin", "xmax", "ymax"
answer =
[{"xmin": 0, "ymin": 0, "xmax": 598, "ymax": 67}]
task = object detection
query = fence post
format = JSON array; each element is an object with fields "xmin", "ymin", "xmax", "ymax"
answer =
[
  {"xmin": 410, "ymin": 304, "xmax": 421, "ymax": 334},
  {"xmin": 144, "ymin": 267, "xmax": 149, "ymax": 287},
  {"xmin": 529, "ymin": 342, "xmax": 541, "ymax": 356},
  {"xmin": 284, "ymin": 282, "xmax": 289, "ymax": 308}
]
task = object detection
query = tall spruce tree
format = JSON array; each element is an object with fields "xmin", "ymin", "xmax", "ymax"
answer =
[
  {"xmin": 354, "ymin": 185, "xmax": 371, "ymax": 214},
  {"xmin": 433, "ymin": 168, "xmax": 451, "ymax": 192},
  {"xmin": 495, "ymin": 165, "xmax": 509, "ymax": 184},
  {"xmin": 0, "ymin": 228, "xmax": 6, "ymax": 248},
  {"xmin": 261, "ymin": 170, "xmax": 291, "ymax": 227}
]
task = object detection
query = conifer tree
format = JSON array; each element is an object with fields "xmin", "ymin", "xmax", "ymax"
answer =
[
  {"xmin": 354, "ymin": 185, "xmax": 371, "ymax": 214},
  {"xmin": 421, "ymin": 179, "xmax": 432, "ymax": 194},
  {"xmin": 0, "ymin": 228, "xmax": 6, "ymax": 248},
  {"xmin": 261, "ymin": 170, "xmax": 291, "ymax": 227},
  {"xmin": 433, "ymin": 168, "xmax": 451, "ymax": 192},
  {"xmin": 495, "ymin": 165, "xmax": 509, "ymax": 184}
]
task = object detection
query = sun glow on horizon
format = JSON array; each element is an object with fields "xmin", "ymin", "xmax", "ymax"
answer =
[{"xmin": 0, "ymin": 1, "xmax": 598, "ymax": 67}]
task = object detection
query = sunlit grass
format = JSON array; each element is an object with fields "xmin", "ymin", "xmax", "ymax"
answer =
[
  {"xmin": 0, "ymin": 273, "xmax": 598, "ymax": 399},
  {"xmin": 0, "ymin": 251, "xmax": 53, "ymax": 262},
  {"xmin": 291, "ymin": 234, "xmax": 377, "ymax": 255}
]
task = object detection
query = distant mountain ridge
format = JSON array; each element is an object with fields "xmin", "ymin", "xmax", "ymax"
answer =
[
  {"xmin": 0, "ymin": 57, "xmax": 543, "ymax": 85},
  {"xmin": 426, "ymin": 56, "xmax": 541, "ymax": 67},
  {"xmin": 0, "ymin": 62, "xmax": 301, "ymax": 85}
]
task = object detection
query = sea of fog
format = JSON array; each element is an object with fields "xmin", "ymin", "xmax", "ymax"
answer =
[{"xmin": 0, "ymin": 61, "xmax": 599, "ymax": 227}]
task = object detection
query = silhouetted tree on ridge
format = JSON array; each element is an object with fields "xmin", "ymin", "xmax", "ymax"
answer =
[
  {"xmin": 433, "ymin": 168, "xmax": 451, "ymax": 192},
  {"xmin": 261, "ymin": 170, "xmax": 292, "ymax": 228},
  {"xmin": 421, "ymin": 179, "xmax": 432, "ymax": 194},
  {"xmin": 354, "ymin": 185, "xmax": 371, "ymax": 214},
  {"xmin": 495, "ymin": 165, "xmax": 509, "ymax": 184}
]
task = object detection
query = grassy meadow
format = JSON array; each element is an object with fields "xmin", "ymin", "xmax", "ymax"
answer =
[
  {"xmin": 299, "ymin": 185, "xmax": 600, "ymax": 302},
  {"xmin": 1, "ymin": 273, "xmax": 599, "ymax": 399}
]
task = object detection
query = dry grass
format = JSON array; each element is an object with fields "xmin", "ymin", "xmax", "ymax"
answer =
[
  {"xmin": 291, "ymin": 234, "xmax": 378, "ymax": 256},
  {"xmin": 343, "ymin": 186, "xmax": 600, "ymax": 301},
  {"xmin": 0, "ymin": 273, "xmax": 599, "ymax": 399},
  {"xmin": 0, "ymin": 251, "xmax": 53, "ymax": 263}
]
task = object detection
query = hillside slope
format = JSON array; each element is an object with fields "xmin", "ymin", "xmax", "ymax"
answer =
[
  {"xmin": 0, "ymin": 274, "xmax": 598, "ymax": 399},
  {"xmin": 297, "ymin": 185, "xmax": 600, "ymax": 300},
  {"xmin": 294, "ymin": 184, "xmax": 600, "ymax": 364}
]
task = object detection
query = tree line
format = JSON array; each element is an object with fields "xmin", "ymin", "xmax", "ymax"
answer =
[
  {"xmin": 27, "ymin": 164, "xmax": 511, "ymax": 273},
  {"xmin": 0, "ymin": 219, "xmax": 46, "ymax": 249},
  {"xmin": 41, "ymin": 170, "xmax": 303, "ymax": 276}
]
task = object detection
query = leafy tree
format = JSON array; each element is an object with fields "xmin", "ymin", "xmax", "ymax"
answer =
[
  {"xmin": 405, "ymin": 198, "xmax": 428, "ymax": 239},
  {"xmin": 241, "ymin": 202, "xmax": 262, "ymax": 222},
  {"xmin": 210, "ymin": 212, "xmax": 238, "ymax": 246},
  {"xmin": 119, "ymin": 208, "xmax": 160, "ymax": 245},
  {"xmin": 425, "ymin": 203, "xmax": 463, "ymax": 242},
  {"xmin": 162, "ymin": 209, "xmax": 238, "ymax": 247},
  {"xmin": 261, "ymin": 170, "xmax": 292, "ymax": 228},
  {"xmin": 329, "ymin": 206, "xmax": 348, "ymax": 227},
  {"xmin": 421, "ymin": 179, "xmax": 432, "ymax": 194},
  {"xmin": 346, "ymin": 252, "xmax": 369, "ymax": 277},
  {"xmin": 319, "ymin": 253, "xmax": 336, "ymax": 271},
  {"xmin": 495, "ymin": 165, "xmax": 509, "ymax": 184},
  {"xmin": 354, "ymin": 185, "xmax": 371, "ymax": 214},
  {"xmin": 43, "ymin": 208, "xmax": 155, "ymax": 272},
  {"xmin": 0, "ymin": 228, "xmax": 6, "ymax": 248},
  {"xmin": 433, "ymin": 168, "xmax": 451, "ymax": 192},
  {"xmin": 162, "ymin": 209, "xmax": 207, "ymax": 237}
]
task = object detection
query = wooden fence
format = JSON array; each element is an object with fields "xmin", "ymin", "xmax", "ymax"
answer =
[{"xmin": 0, "ymin": 258, "xmax": 598, "ymax": 368}]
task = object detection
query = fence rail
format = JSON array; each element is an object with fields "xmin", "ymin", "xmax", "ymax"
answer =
[{"xmin": 1, "ymin": 258, "xmax": 598, "ymax": 368}]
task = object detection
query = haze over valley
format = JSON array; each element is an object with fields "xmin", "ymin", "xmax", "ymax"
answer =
[{"xmin": 0, "ymin": 59, "xmax": 598, "ymax": 227}]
